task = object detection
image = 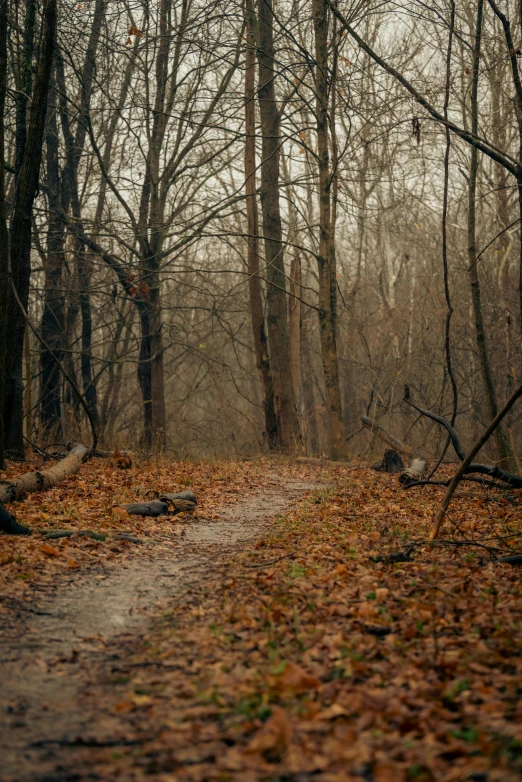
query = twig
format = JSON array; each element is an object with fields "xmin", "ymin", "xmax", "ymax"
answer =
[
  {"xmin": 22, "ymin": 436, "xmax": 60, "ymax": 461},
  {"xmin": 243, "ymin": 551, "xmax": 297, "ymax": 569},
  {"xmin": 43, "ymin": 529, "xmax": 107, "ymax": 541}
]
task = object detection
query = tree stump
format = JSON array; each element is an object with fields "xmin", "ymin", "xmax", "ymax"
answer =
[{"xmin": 371, "ymin": 449, "xmax": 404, "ymax": 474}]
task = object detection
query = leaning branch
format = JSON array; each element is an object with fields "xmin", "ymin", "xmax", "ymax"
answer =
[
  {"xmin": 403, "ymin": 387, "xmax": 465, "ymax": 461},
  {"xmin": 430, "ymin": 380, "xmax": 522, "ymax": 539}
]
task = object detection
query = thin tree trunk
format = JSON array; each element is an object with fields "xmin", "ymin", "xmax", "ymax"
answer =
[
  {"xmin": 40, "ymin": 71, "xmax": 65, "ymax": 439},
  {"xmin": 24, "ymin": 324, "xmax": 32, "ymax": 442},
  {"xmin": 135, "ymin": 0, "xmax": 172, "ymax": 450},
  {"xmin": 245, "ymin": 0, "xmax": 277, "ymax": 447},
  {"xmin": 55, "ymin": 52, "xmax": 100, "ymax": 436},
  {"xmin": 256, "ymin": 0, "xmax": 300, "ymax": 451},
  {"xmin": 289, "ymin": 250, "xmax": 301, "ymax": 409},
  {"xmin": 72, "ymin": 0, "xmax": 105, "ymax": 435},
  {"xmin": 137, "ymin": 305, "xmax": 153, "ymax": 448},
  {"xmin": 468, "ymin": 0, "xmax": 517, "ymax": 471},
  {"xmin": 312, "ymin": 0, "xmax": 347, "ymax": 460}
]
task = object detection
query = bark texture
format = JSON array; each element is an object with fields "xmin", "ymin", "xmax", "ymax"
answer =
[
  {"xmin": 0, "ymin": 444, "xmax": 88, "ymax": 504},
  {"xmin": 256, "ymin": 0, "xmax": 300, "ymax": 450},
  {"xmin": 467, "ymin": 0, "xmax": 517, "ymax": 472},
  {"xmin": 5, "ymin": 0, "xmax": 57, "ymax": 457},
  {"xmin": 312, "ymin": 0, "xmax": 347, "ymax": 460},
  {"xmin": 0, "ymin": 0, "xmax": 9, "ymax": 468},
  {"xmin": 245, "ymin": 0, "xmax": 277, "ymax": 447}
]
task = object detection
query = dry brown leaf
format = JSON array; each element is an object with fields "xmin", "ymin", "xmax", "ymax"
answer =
[
  {"xmin": 40, "ymin": 543, "xmax": 61, "ymax": 557},
  {"xmin": 245, "ymin": 706, "xmax": 292, "ymax": 761},
  {"xmin": 276, "ymin": 661, "xmax": 320, "ymax": 695}
]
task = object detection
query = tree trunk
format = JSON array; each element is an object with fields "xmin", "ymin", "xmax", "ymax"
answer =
[
  {"xmin": 40, "ymin": 71, "xmax": 65, "ymax": 439},
  {"xmin": 135, "ymin": 0, "xmax": 171, "ymax": 451},
  {"xmin": 78, "ymin": 248, "xmax": 99, "ymax": 433},
  {"xmin": 312, "ymin": 0, "xmax": 347, "ymax": 460},
  {"xmin": 245, "ymin": 0, "xmax": 277, "ymax": 447},
  {"xmin": 467, "ymin": 0, "xmax": 517, "ymax": 472},
  {"xmin": 0, "ymin": 0, "xmax": 9, "ymax": 468},
  {"xmin": 72, "ymin": 0, "xmax": 105, "ymax": 435},
  {"xmin": 289, "ymin": 250, "xmax": 302, "ymax": 409},
  {"xmin": 14, "ymin": 0, "xmax": 36, "ymax": 178},
  {"xmin": 147, "ymin": 267, "xmax": 167, "ymax": 449},
  {"xmin": 137, "ymin": 304, "xmax": 154, "ymax": 449},
  {"xmin": 256, "ymin": 0, "xmax": 300, "ymax": 451},
  {"xmin": 5, "ymin": 0, "xmax": 57, "ymax": 459},
  {"xmin": 55, "ymin": 51, "xmax": 101, "ymax": 437}
]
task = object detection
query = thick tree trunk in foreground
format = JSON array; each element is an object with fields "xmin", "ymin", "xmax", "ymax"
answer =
[
  {"xmin": 312, "ymin": 0, "xmax": 347, "ymax": 460},
  {"xmin": 5, "ymin": 0, "xmax": 57, "ymax": 459},
  {"xmin": 245, "ymin": 0, "xmax": 277, "ymax": 447},
  {"xmin": 256, "ymin": 0, "xmax": 300, "ymax": 451},
  {"xmin": 0, "ymin": 0, "xmax": 9, "ymax": 469}
]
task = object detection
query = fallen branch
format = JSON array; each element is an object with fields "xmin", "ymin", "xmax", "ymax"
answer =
[
  {"xmin": 43, "ymin": 529, "xmax": 107, "ymax": 541},
  {"xmin": 361, "ymin": 416, "xmax": 414, "ymax": 457},
  {"xmin": 370, "ymin": 546, "xmax": 416, "ymax": 563},
  {"xmin": 243, "ymin": 551, "xmax": 297, "ymax": 569},
  {"xmin": 295, "ymin": 456, "xmax": 354, "ymax": 467},
  {"xmin": 404, "ymin": 475, "xmax": 507, "ymax": 490},
  {"xmin": 498, "ymin": 555, "xmax": 522, "ymax": 566}
]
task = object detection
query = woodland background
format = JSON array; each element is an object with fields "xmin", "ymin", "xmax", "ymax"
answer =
[{"xmin": 1, "ymin": 0, "xmax": 521, "ymax": 467}]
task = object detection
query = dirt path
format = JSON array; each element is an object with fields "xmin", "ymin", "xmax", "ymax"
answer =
[{"xmin": 0, "ymin": 475, "xmax": 316, "ymax": 782}]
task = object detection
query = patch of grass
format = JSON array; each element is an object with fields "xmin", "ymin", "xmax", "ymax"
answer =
[{"xmin": 451, "ymin": 727, "xmax": 478, "ymax": 743}]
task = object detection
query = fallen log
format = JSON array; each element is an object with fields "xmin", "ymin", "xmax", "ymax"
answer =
[
  {"xmin": 295, "ymin": 456, "xmax": 353, "ymax": 467},
  {"xmin": 120, "ymin": 498, "xmax": 197, "ymax": 517},
  {"xmin": 122, "ymin": 501, "xmax": 169, "ymax": 517},
  {"xmin": 160, "ymin": 490, "xmax": 198, "ymax": 505},
  {"xmin": 0, "ymin": 444, "xmax": 89, "ymax": 504},
  {"xmin": 399, "ymin": 458, "xmax": 428, "ymax": 485},
  {"xmin": 361, "ymin": 416, "xmax": 414, "ymax": 457},
  {"xmin": 0, "ymin": 444, "xmax": 90, "ymax": 536}
]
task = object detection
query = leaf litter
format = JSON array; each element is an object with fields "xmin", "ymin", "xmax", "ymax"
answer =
[{"xmin": 2, "ymin": 458, "xmax": 522, "ymax": 781}]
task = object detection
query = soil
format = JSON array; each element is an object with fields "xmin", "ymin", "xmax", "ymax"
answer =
[{"xmin": 0, "ymin": 475, "xmax": 316, "ymax": 782}]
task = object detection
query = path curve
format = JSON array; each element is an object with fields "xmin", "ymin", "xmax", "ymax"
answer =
[{"xmin": 0, "ymin": 476, "xmax": 316, "ymax": 782}]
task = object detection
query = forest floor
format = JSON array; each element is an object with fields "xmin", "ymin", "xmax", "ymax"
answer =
[{"xmin": 1, "ymin": 455, "xmax": 522, "ymax": 781}]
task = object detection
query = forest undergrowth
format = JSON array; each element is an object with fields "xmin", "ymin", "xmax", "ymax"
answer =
[{"xmin": 2, "ymin": 457, "xmax": 522, "ymax": 780}]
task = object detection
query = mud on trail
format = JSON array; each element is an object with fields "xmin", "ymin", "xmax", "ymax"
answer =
[{"xmin": 0, "ymin": 473, "xmax": 317, "ymax": 782}]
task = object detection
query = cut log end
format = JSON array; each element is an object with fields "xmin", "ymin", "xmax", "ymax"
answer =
[{"xmin": 399, "ymin": 458, "xmax": 429, "ymax": 485}]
